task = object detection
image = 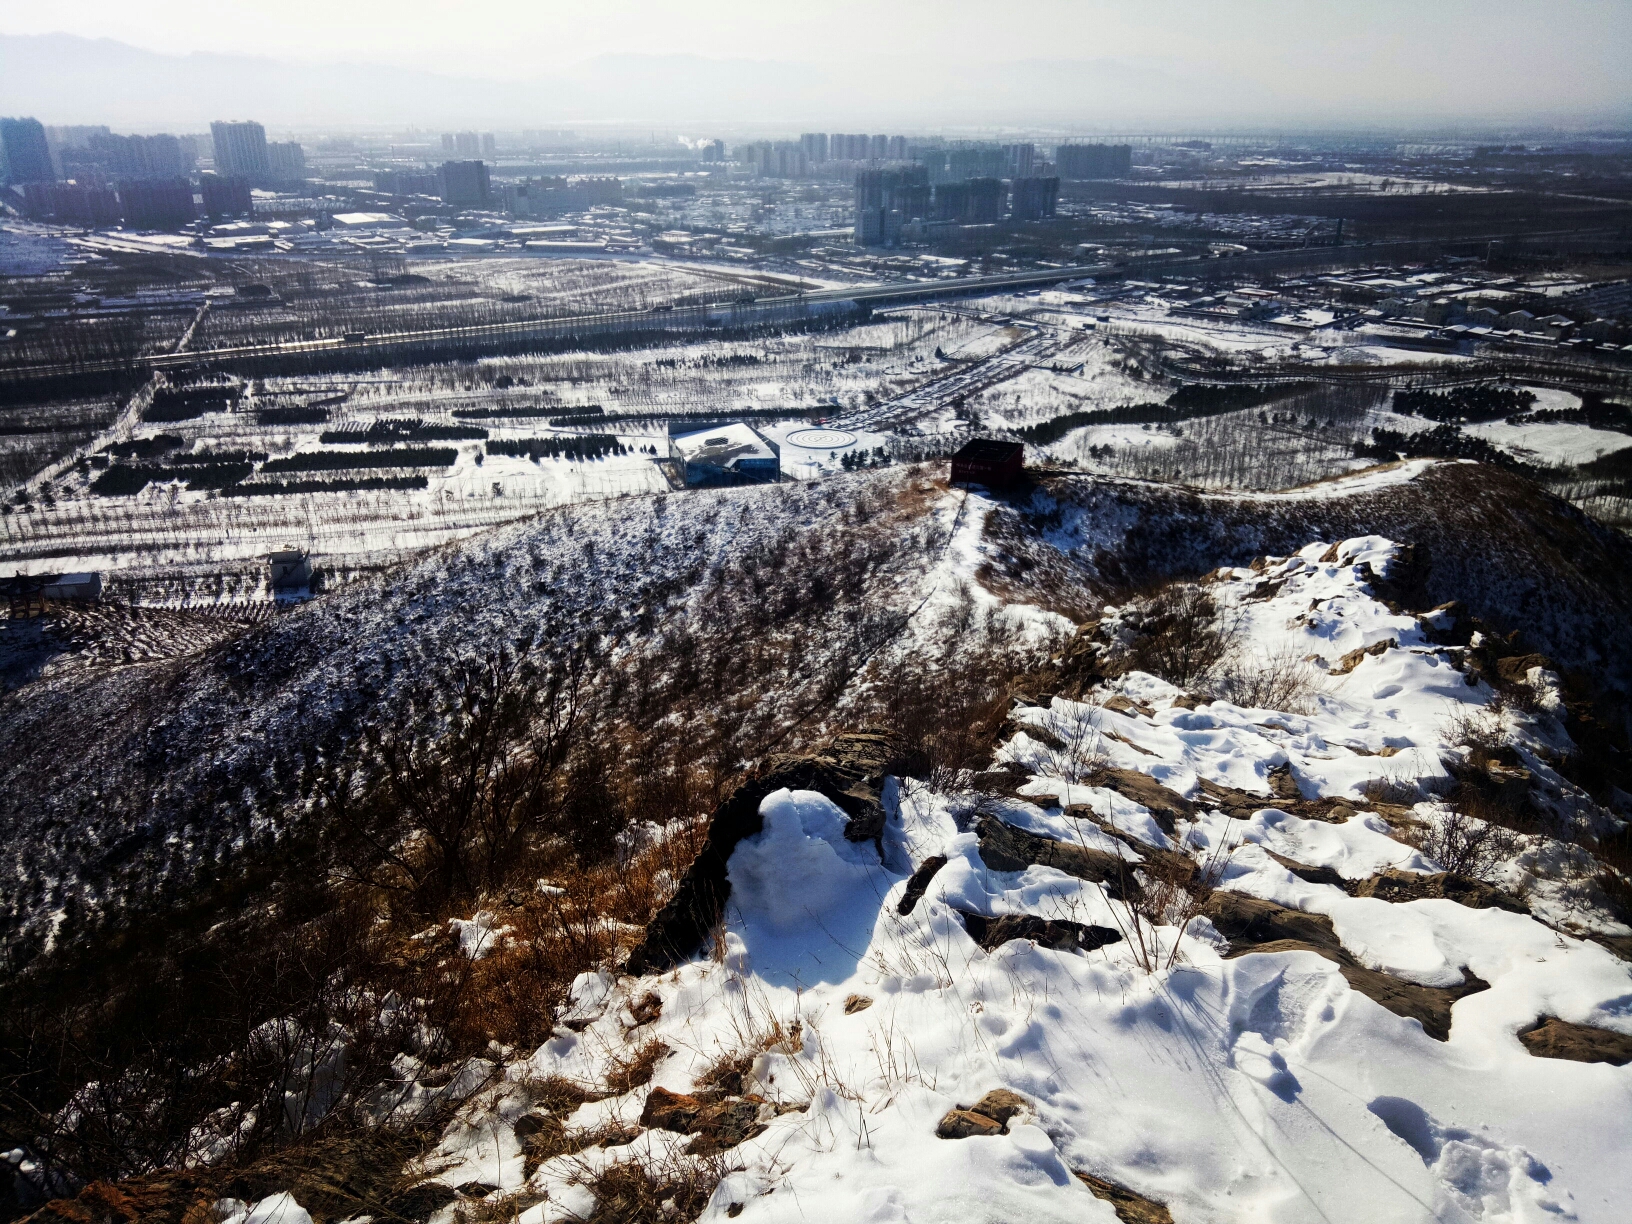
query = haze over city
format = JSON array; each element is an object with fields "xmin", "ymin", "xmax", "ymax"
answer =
[
  {"xmin": 3, "ymin": 1, "xmax": 1631, "ymax": 127},
  {"xmin": 3, "ymin": 7, "xmax": 1632, "ymax": 1224}
]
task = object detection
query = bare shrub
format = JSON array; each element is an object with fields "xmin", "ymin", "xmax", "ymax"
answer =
[
  {"xmin": 1409, "ymin": 803, "xmax": 1522, "ymax": 881},
  {"xmin": 1213, "ymin": 649, "xmax": 1324, "ymax": 714},
  {"xmin": 1127, "ymin": 586, "xmax": 1237, "ymax": 688},
  {"xmin": 1113, "ymin": 832, "xmax": 1238, "ymax": 973},
  {"xmin": 1034, "ymin": 702, "xmax": 1109, "ymax": 785}
]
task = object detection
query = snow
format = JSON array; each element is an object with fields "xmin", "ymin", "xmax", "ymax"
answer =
[
  {"xmin": 227, "ymin": 1193, "xmax": 312, "ymax": 1224},
  {"xmin": 421, "ymin": 533, "xmax": 1632, "ymax": 1224},
  {"xmin": 1463, "ymin": 420, "xmax": 1632, "ymax": 467},
  {"xmin": 449, "ymin": 911, "xmax": 511, "ymax": 959}
]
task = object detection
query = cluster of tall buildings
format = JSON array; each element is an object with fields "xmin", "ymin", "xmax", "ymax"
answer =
[
  {"xmin": 800, "ymin": 133, "xmax": 911, "ymax": 162},
  {"xmin": 847, "ymin": 140, "xmax": 1131, "ymax": 245},
  {"xmin": 1, "ymin": 114, "xmax": 308, "ymax": 230},
  {"xmin": 441, "ymin": 132, "xmax": 497, "ymax": 158},
  {"xmin": 853, "ymin": 162, "xmax": 1062, "ymax": 245}
]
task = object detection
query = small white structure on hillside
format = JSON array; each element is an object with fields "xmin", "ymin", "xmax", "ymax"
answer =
[
  {"xmin": 269, "ymin": 548, "xmax": 315, "ymax": 605},
  {"xmin": 668, "ymin": 422, "xmax": 781, "ymax": 486}
]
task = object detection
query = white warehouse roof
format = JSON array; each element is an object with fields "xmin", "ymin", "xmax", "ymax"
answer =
[{"xmin": 670, "ymin": 422, "xmax": 779, "ymax": 466}]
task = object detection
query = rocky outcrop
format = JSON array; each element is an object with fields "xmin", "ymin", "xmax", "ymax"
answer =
[
  {"xmin": 935, "ymin": 1088, "xmax": 1032, "ymax": 1138},
  {"xmin": 1351, "ymin": 869, "xmax": 1528, "ymax": 913},
  {"xmin": 624, "ymin": 731, "xmax": 892, "ymax": 975},
  {"xmin": 958, "ymin": 911, "xmax": 1122, "ymax": 955},
  {"xmin": 1330, "ymin": 639, "xmax": 1396, "ymax": 676},
  {"xmin": 1073, "ymin": 1172, "xmax": 1175, "ymax": 1224},
  {"xmin": 975, "ymin": 816, "xmax": 1134, "ymax": 897},
  {"xmin": 1085, "ymin": 767, "xmax": 1195, "ymax": 834},
  {"xmin": 1264, "ymin": 850, "xmax": 1347, "ymax": 888},
  {"xmin": 896, "ymin": 854, "xmax": 948, "ymax": 915},
  {"xmin": 1518, "ymin": 1017, "xmax": 1632, "ymax": 1066},
  {"xmin": 640, "ymin": 1086, "xmax": 768, "ymax": 1155},
  {"xmin": 1203, "ymin": 892, "xmax": 1489, "ymax": 1041}
]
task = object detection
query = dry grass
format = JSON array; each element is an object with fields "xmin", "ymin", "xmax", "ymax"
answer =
[
  {"xmin": 565, "ymin": 1147, "xmax": 738, "ymax": 1224},
  {"xmin": 604, "ymin": 1040, "xmax": 670, "ymax": 1096},
  {"xmin": 1116, "ymin": 832, "xmax": 1238, "ymax": 974}
]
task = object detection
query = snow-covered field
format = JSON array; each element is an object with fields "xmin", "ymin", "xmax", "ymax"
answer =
[{"xmin": 1463, "ymin": 420, "xmax": 1632, "ymax": 468}]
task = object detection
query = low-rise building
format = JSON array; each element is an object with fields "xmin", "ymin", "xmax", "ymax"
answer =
[
  {"xmin": 269, "ymin": 548, "xmax": 315, "ymax": 604},
  {"xmin": 668, "ymin": 422, "xmax": 781, "ymax": 486}
]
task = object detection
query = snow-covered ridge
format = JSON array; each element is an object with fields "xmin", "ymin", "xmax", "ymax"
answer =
[{"xmin": 408, "ymin": 539, "xmax": 1632, "ymax": 1224}]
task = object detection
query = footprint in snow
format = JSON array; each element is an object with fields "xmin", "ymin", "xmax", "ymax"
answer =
[{"xmin": 1368, "ymin": 1096, "xmax": 1577, "ymax": 1222}]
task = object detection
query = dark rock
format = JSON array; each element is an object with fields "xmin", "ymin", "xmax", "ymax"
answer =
[
  {"xmin": 1267, "ymin": 762, "xmax": 1302, "ymax": 800},
  {"xmin": 1202, "ymin": 892, "xmax": 1347, "ymax": 956},
  {"xmin": 1195, "ymin": 777, "xmax": 1271, "ymax": 820},
  {"xmin": 1591, "ymin": 934, "xmax": 1632, "ymax": 963},
  {"xmin": 1417, "ymin": 600, "xmax": 1472, "ymax": 647},
  {"xmin": 625, "ymin": 991, "xmax": 663, "ymax": 1027},
  {"xmin": 1264, "ymin": 850, "xmax": 1347, "ymax": 889},
  {"xmin": 1330, "ymin": 639, "xmax": 1395, "ymax": 676},
  {"xmin": 934, "ymin": 1088, "xmax": 1032, "ymax": 1139},
  {"xmin": 897, "ymin": 854, "xmax": 948, "ymax": 915},
  {"xmin": 1496, "ymin": 654, "xmax": 1555, "ymax": 685},
  {"xmin": 1084, "ymin": 766, "xmax": 1195, "ymax": 834},
  {"xmin": 959, "ymin": 911, "xmax": 1122, "ymax": 954},
  {"xmin": 1351, "ymin": 869, "xmax": 1528, "ymax": 914},
  {"xmin": 1518, "ymin": 1017, "xmax": 1632, "ymax": 1066},
  {"xmin": 975, "ymin": 816, "xmax": 1133, "ymax": 896},
  {"xmin": 1074, "ymin": 1171, "xmax": 1174, "ymax": 1224},
  {"xmin": 640, "ymin": 1086, "xmax": 766, "ymax": 1155},
  {"xmin": 968, "ymin": 1089, "xmax": 1029, "ymax": 1125},
  {"xmin": 1204, "ymin": 892, "xmax": 1489, "ymax": 1041},
  {"xmin": 625, "ymin": 731, "xmax": 893, "ymax": 975}
]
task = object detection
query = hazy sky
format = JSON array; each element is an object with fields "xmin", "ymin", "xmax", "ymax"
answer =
[{"xmin": 4, "ymin": 0, "xmax": 1630, "ymax": 126}]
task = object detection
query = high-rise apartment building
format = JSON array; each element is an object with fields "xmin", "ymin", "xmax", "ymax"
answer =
[
  {"xmin": 267, "ymin": 141, "xmax": 306, "ymax": 183},
  {"xmin": 440, "ymin": 160, "xmax": 491, "ymax": 207},
  {"xmin": 1009, "ymin": 175, "xmax": 1059, "ymax": 221},
  {"xmin": 453, "ymin": 132, "xmax": 481, "ymax": 157},
  {"xmin": 932, "ymin": 177, "xmax": 1005, "ymax": 224},
  {"xmin": 887, "ymin": 135, "xmax": 908, "ymax": 160},
  {"xmin": 1054, "ymin": 143, "xmax": 1131, "ymax": 180},
  {"xmin": 854, "ymin": 165, "xmax": 929, "ymax": 246},
  {"xmin": 1, "ymin": 117, "xmax": 56, "ymax": 184},
  {"xmin": 200, "ymin": 172, "xmax": 254, "ymax": 218},
  {"xmin": 210, "ymin": 121, "xmax": 270, "ymax": 182},
  {"xmin": 68, "ymin": 132, "xmax": 189, "ymax": 179},
  {"xmin": 480, "ymin": 133, "xmax": 497, "ymax": 157},
  {"xmin": 20, "ymin": 181, "xmax": 120, "ymax": 226},
  {"xmin": 800, "ymin": 132, "xmax": 830, "ymax": 163},
  {"xmin": 441, "ymin": 133, "xmax": 456, "ymax": 153},
  {"xmin": 701, "ymin": 139, "xmax": 726, "ymax": 162},
  {"xmin": 118, "ymin": 177, "xmax": 196, "ymax": 229},
  {"xmin": 1003, "ymin": 143, "xmax": 1036, "ymax": 178}
]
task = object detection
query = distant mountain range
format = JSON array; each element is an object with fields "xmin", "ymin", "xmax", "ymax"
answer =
[
  {"xmin": 0, "ymin": 33, "xmax": 1293, "ymax": 132},
  {"xmin": 2, "ymin": 33, "xmax": 1625, "ymax": 133}
]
